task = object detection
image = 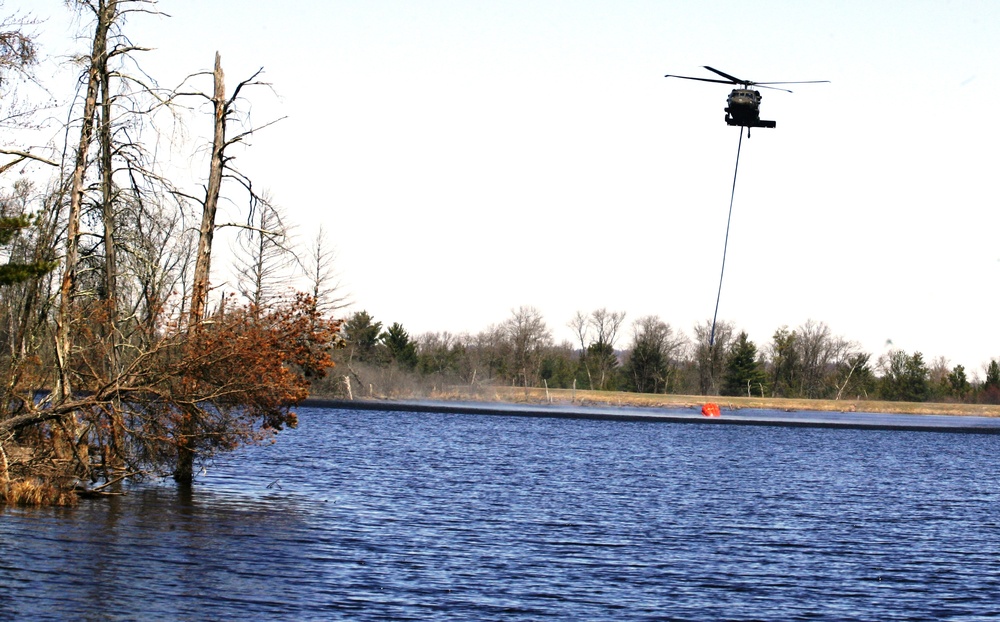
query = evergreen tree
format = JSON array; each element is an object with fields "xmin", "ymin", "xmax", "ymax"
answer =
[
  {"xmin": 982, "ymin": 360, "xmax": 1000, "ymax": 404},
  {"xmin": 721, "ymin": 332, "xmax": 767, "ymax": 397},
  {"xmin": 836, "ymin": 352, "xmax": 877, "ymax": 400},
  {"xmin": 342, "ymin": 310, "xmax": 384, "ymax": 363},
  {"xmin": 539, "ymin": 347, "xmax": 577, "ymax": 389},
  {"xmin": 383, "ymin": 322, "xmax": 417, "ymax": 370},
  {"xmin": 768, "ymin": 327, "xmax": 799, "ymax": 397},
  {"xmin": 0, "ymin": 213, "xmax": 56, "ymax": 285},
  {"xmin": 947, "ymin": 364, "xmax": 970, "ymax": 400},
  {"xmin": 585, "ymin": 340, "xmax": 619, "ymax": 390},
  {"xmin": 622, "ymin": 316, "xmax": 684, "ymax": 394},
  {"xmin": 902, "ymin": 352, "xmax": 930, "ymax": 402},
  {"xmin": 879, "ymin": 350, "xmax": 930, "ymax": 401},
  {"xmin": 624, "ymin": 337, "xmax": 668, "ymax": 393},
  {"xmin": 985, "ymin": 360, "xmax": 1000, "ymax": 391}
]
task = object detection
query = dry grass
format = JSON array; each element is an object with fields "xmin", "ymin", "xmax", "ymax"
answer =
[
  {"xmin": 431, "ymin": 386, "xmax": 1000, "ymax": 418},
  {"xmin": 1, "ymin": 478, "xmax": 78, "ymax": 507}
]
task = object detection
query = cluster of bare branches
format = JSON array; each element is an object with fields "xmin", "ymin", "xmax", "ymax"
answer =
[{"xmin": 0, "ymin": 1, "xmax": 346, "ymax": 503}]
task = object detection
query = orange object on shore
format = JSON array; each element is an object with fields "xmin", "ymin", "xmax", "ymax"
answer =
[{"xmin": 701, "ymin": 403, "xmax": 721, "ymax": 417}]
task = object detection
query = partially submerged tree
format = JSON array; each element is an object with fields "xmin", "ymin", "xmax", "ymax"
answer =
[
  {"xmin": 1, "ymin": 7, "xmax": 345, "ymax": 502},
  {"xmin": 174, "ymin": 51, "xmax": 295, "ymax": 484}
]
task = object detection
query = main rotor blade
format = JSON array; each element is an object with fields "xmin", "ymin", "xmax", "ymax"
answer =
[
  {"xmin": 755, "ymin": 79, "xmax": 829, "ymax": 94},
  {"xmin": 755, "ymin": 84, "xmax": 794, "ymax": 93},
  {"xmin": 755, "ymin": 80, "xmax": 831, "ymax": 85},
  {"xmin": 703, "ymin": 66, "xmax": 744, "ymax": 84},
  {"xmin": 664, "ymin": 74, "xmax": 735, "ymax": 85}
]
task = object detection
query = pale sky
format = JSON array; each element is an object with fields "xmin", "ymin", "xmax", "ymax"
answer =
[{"xmin": 18, "ymin": 0, "xmax": 1000, "ymax": 373}]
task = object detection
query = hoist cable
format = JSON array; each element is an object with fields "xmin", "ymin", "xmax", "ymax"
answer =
[{"xmin": 709, "ymin": 126, "xmax": 744, "ymax": 347}]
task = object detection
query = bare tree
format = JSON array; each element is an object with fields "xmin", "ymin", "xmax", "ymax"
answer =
[
  {"xmin": 55, "ymin": 0, "xmax": 118, "ymax": 405},
  {"xmin": 694, "ymin": 319, "xmax": 734, "ymax": 395},
  {"xmin": 795, "ymin": 319, "xmax": 836, "ymax": 398},
  {"xmin": 568, "ymin": 308, "xmax": 625, "ymax": 390},
  {"xmin": 624, "ymin": 315, "xmax": 687, "ymax": 394},
  {"xmin": 232, "ymin": 192, "xmax": 296, "ymax": 312},
  {"xmin": 0, "ymin": 5, "xmax": 342, "ymax": 504},
  {"xmin": 176, "ymin": 52, "xmax": 284, "ymax": 484},
  {"xmin": 0, "ymin": 10, "xmax": 35, "ymax": 77},
  {"xmin": 502, "ymin": 305, "xmax": 551, "ymax": 388},
  {"xmin": 0, "ymin": 8, "xmax": 52, "ymax": 141},
  {"xmin": 300, "ymin": 224, "xmax": 348, "ymax": 317},
  {"xmin": 568, "ymin": 310, "xmax": 592, "ymax": 387},
  {"xmin": 587, "ymin": 308, "xmax": 625, "ymax": 390},
  {"xmin": 590, "ymin": 308, "xmax": 626, "ymax": 348},
  {"xmin": 187, "ymin": 53, "xmax": 227, "ymax": 325}
]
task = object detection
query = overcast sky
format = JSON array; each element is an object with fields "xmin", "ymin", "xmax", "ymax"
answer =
[{"xmin": 20, "ymin": 0, "xmax": 1000, "ymax": 374}]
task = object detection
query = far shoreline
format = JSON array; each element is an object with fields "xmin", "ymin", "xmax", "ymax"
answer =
[{"xmin": 305, "ymin": 386, "xmax": 1000, "ymax": 419}]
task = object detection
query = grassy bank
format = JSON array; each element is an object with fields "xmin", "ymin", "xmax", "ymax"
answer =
[{"xmin": 406, "ymin": 386, "xmax": 1000, "ymax": 418}]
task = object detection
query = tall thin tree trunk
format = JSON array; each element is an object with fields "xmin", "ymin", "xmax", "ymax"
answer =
[
  {"xmin": 57, "ymin": 0, "xmax": 114, "ymax": 402},
  {"xmin": 175, "ymin": 52, "xmax": 226, "ymax": 485},
  {"xmin": 54, "ymin": 0, "xmax": 116, "ymax": 467},
  {"xmin": 98, "ymin": 22, "xmax": 124, "ymax": 473},
  {"xmin": 189, "ymin": 52, "xmax": 226, "ymax": 325},
  {"xmin": 99, "ymin": 42, "xmax": 116, "ymax": 317}
]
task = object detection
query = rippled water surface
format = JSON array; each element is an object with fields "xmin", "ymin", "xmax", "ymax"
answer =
[{"xmin": 4, "ymin": 407, "xmax": 1000, "ymax": 620}]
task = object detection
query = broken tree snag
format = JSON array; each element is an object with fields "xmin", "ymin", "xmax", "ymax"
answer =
[
  {"xmin": 189, "ymin": 51, "xmax": 226, "ymax": 326},
  {"xmin": 176, "ymin": 52, "xmax": 226, "ymax": 485}
]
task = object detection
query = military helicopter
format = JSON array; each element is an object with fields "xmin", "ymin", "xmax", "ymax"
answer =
[{"xmin": 663, "ymin": 66, "xmax": 828, "ymax": 135}]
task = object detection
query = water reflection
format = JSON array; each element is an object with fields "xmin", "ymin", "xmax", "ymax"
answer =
[{"xmin": 2, "ymin": 482, "xmax": 321, "ymax": 620}]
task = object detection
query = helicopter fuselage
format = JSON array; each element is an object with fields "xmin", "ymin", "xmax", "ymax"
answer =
[{"xmin": 725, "ymin": 88, "xmax": 776, "ymax": 129}]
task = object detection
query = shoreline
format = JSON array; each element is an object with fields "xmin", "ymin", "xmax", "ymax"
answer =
[
  {"xmin": 303, "ymin": 390, "xmax": 1000, "ymax": 434},
  {"xmin": 308, "ymin": 386, "xmax": 1000, "ymax": 418}
]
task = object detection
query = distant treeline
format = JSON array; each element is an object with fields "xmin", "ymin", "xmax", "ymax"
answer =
[{"xmin": 316, "ymin": 307, "xmax": 1000, "ymax": 405}]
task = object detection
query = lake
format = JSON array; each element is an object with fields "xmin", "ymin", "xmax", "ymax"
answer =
[{"xmin": 3, "ymin": 405, "xmax": 1000, "ymax": 620}]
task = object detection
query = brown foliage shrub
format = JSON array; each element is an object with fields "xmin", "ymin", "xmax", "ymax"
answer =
[
  {"xmin": 104, "ymin": 292, "xmax": 344, "ymax": 476},
  {"xmin": 2, "ymin": 477, "xmax": 77, "ymax": 507},
  {"xmin": 2, "ymin": 292, "xmax": 344, "ymax": 489}
]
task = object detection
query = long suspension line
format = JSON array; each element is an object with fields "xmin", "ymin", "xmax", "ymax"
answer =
[{"xmin": 709, "ymin": 126, "xmax": 744, "ymax": 347}]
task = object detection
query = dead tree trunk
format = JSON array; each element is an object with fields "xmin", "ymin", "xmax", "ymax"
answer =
[
  {"xmin": 56, "ymin": 0, "xmax": 115, "ymax": 402},
  {"xmin": 54, "ymin": 0, "xmax": 117, "ymax": 469},
  {"xmin": 97, "ymin": 12, "xmax": 125, "ymax": 472},
  {"xmin": 175, "ymin": 52, "xmax": 226, "ymax": 485},
  {"xmin": 188, "ymin": 53, "xmax": 226, "ymax": 326}
]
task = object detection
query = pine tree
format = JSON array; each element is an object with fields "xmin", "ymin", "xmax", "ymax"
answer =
[
  {"xmin": 383, "ymin": 322, "xmax": 418, "ymax": 370},
  {"xmin": 722, "ymin": 332, "xmax": 767, "ymax": 397},
  {"xmin": 342, "ymin": 310, "xmax": 384, "ymax": 363},
  {"xmin": 985, "ymin": 360, "xmax": 1000, "ymax": 391},
  {"xmin": 0, "ymin": 213, "xmax": 56, "ymax": 285}
]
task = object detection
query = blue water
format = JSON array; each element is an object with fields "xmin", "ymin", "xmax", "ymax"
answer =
[{"xmin": 3, "ymin": 407, "xmax": 1000, "ymax": 620}]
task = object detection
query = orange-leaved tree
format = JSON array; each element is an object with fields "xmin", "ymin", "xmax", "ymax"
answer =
[
  {"xmin": 91, "ymin": 292, "xmax": 343, "ymax": 484},
  {"xmin": 0, "ymin": 292, "xmax": 343, "ymax": 498}
]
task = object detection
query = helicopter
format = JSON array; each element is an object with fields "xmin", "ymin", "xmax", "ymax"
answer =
[{"xmin": 663, "ymin": 66, "xmax": 828, "ymax": 134}]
